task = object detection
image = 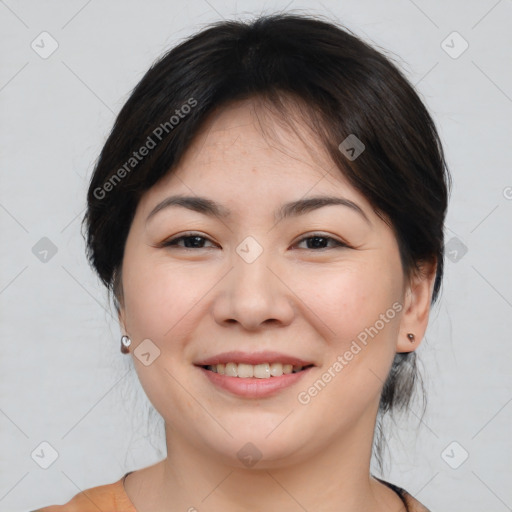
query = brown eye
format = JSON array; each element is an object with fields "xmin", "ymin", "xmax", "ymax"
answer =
[
  {"xmin": 294, "ymin": 234, "xmax": 348, "ymax": 250},
  {"xmin": 162, "ymin": 233, "xmax": 217, "ymax": 249}
]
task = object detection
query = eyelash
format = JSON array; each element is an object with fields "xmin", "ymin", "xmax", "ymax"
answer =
[{"xmin": 160, "ymin": 232, "xmax": 349, "ymax": 251}]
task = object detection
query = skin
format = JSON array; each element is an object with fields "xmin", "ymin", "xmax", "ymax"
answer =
[{"xmin": 118, "ymin": 99, "xmax": 436, "ymax": 512}]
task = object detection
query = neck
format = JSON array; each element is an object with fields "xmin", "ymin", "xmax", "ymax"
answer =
[{"xmin": 136, "ymin": 401, "xmax": 400, "ymax": 512}]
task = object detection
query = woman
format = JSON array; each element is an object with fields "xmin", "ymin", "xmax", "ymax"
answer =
[{"xmin": 33, "ymin": 12, "xmax": 450, "ymax": 512}]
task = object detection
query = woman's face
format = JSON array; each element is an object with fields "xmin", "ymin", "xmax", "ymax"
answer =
[{"xmin": 119, "ymin": 100, "xmax": 434, "ymax": 468}]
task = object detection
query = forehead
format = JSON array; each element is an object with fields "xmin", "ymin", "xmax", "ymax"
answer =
[
  {"xmin": 157, "ymin": 100, "xmax": 360, "ymax": 195},
  {"xmin": 136, "ymin": 99, "xmax": 377, "ymax": 225}
]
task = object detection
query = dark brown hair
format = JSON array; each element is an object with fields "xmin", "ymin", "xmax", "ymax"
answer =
[{"xmin": 82, "ymin": 13, "xmax": 451, "ymax": 472}]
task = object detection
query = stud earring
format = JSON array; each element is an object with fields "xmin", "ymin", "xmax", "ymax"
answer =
[
  {"xmin": 121, "ymin": 335, "xmax": 132, "ymax": 354},
  {"xmin": 407, "ymin": 333, "xmax": 415, "ymax": 343}
]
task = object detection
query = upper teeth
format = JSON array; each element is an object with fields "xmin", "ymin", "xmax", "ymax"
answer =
[{"xmin": 205, "ymin": 362, "xmax": 305, "ymax": 378}]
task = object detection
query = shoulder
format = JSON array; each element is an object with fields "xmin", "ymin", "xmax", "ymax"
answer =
[
  {"xmin": 374, "ymin": 476, "xmax": 432, "ymax": 512},
  {"xmin": 401, "ymin": 490, "xmax": 432, "ymax": 512},
  {"xmin": 30, "ymin": 475, "xmax": 136, "ymax": 512}
]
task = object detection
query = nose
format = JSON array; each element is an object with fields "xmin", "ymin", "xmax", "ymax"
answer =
[{"xmin": 211, "ymin": 243, "xmax": 295, "ymax": 331}]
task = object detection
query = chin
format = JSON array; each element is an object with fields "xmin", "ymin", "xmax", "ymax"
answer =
[{"xmin": 195, "ymin": 425, "xmax": 312, "ymax": 469}]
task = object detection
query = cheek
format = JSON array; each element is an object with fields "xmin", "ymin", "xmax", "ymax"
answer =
[
  {"xmin": 122, "ymin": 254, "xmax": 209, "ymax": 341},
  {"xmin": 295, "ymin": 267, "xmax": 401, "ymax": 417},
  {"xmin": 301, "ymin": 261, "xmax": 399, "ymax": 340},
  {"xmin": 302, "ymin": 261, "xmax": 402, "ymax": 402}
]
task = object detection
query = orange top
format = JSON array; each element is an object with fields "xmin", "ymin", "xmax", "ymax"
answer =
[
  {"xmin": 31, "ymin": 473, "xmax": 136, "ymax": 512},
  {"xmin": 32, "ymin": 473, "xmax": 431, "ymax": 512}
]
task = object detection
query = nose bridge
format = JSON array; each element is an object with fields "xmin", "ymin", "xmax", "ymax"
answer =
[
  {"xmin": 232, "ymin": 234, "xmax": 276, "ymax": 305},
  {"xmin": 213, "ymin": 234, "xmax": 294, "ymax": 329}
]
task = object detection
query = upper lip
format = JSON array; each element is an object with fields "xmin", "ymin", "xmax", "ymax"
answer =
[{"xmin": 194, "ymin": 351, "xmax": 315, "ymax": 367}]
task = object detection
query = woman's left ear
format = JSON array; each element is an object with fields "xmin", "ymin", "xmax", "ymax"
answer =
[{"xmin": 397, "ymin": 259, "xmax": 437, "ymax": 353}]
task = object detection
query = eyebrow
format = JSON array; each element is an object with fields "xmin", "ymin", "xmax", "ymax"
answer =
[{"xmin": 146, "ymin": 194, "xmax": 371, "ymax": 226}]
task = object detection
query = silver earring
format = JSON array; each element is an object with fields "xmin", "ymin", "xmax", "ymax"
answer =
[
  {"xmin": 407, "ymin": 333, "xmax": 415, "ymax": 343},
  {"xmin": 121, "ymin": 335, "xmax": 132, "ymax": 354}
]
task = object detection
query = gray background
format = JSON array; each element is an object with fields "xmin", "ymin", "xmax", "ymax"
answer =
[{"xmin": 1, "ymin": 0, "xmax": 511, "ymax": 510}]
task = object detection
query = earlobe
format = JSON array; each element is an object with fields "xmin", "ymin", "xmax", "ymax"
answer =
[
  {"xmin": 396, "ymin": 260, "xmax": 437, "ymax": 353},
  {"xmin": 117, "ymin": 308, "xmax": 132, "ymax": 354}
]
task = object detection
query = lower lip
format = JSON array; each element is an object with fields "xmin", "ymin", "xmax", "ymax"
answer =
[{"xmin": 197, "ymin": 366, "xmax": 313, "ymax": 398}]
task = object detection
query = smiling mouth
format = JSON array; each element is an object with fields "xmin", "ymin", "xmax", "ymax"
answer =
[{"xmin": 201, "ymin": 362, "xmax": 314, "ymax": 378}]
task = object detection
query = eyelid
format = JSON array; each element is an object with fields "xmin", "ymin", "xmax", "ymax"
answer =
[
  {"xmin": 160, "ymin": 231, "xmax": 350, "ymax": 250},
  {"xmin": 293, "ymin": 232, "xmax": 349, "ymax": 249},
  {"xmin": 159, "ymin": 231, "xmax": 218, "ymax": 248}
]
